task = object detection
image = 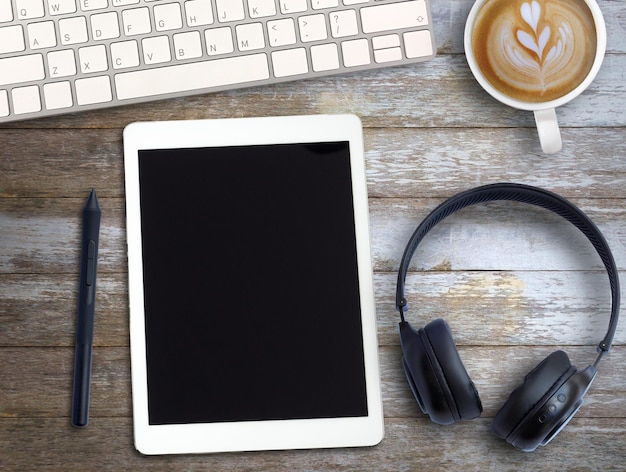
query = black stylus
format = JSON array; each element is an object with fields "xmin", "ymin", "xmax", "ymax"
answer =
[{"xmin": 71, "ymin": 189, "xmax": 101, "ymax": 427}]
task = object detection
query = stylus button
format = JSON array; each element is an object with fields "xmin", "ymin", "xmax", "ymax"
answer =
[{"xmin": 86, "ymin": 240, "xmax": 96, "ymax": 286}]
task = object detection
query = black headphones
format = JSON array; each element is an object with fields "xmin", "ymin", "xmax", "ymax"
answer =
[{"xmin": 396, "ymin": 183, "xmax": 620, "ymax": 452}]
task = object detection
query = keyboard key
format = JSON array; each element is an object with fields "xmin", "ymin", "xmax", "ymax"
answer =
[
  {"xmin": 44, "ymin": 81, "xmax": 73, "ymax": 109},
  {"xmin": 374, "ymin": 46, "xmax": 401, "ymax": 63},
  {"xmin": 173, "ymin": 31, "xmax": 202, "ymax": 59},
  {"xmin": 142, "ymin": 36, "xmax": 171, "ymax": 64},
  {"xmin": 75, "ymin": 75, "xmax": 112, "ymax": 105},
  {"xmin": 115, "ymin": 53, "xmax": 270, "ymax": 99},
  {"xmin": 79, "ymin": 44, "xmax": 109, "ymax": 73},
  {"xmin": 91, "ymin": 11, "xmax": 120, "ymax": 39},
  {"xmin": 298, "ymin": 14, "xmax": 327, "ymax": 42},
  {"xmin": 48, "ymin": 49, "xmax": 77, "ymax": 77},
  {"xmin": 311, "ymin": 43, "xmax": 339, "ymax": 72},
  {"xmin": 0, "ymin": 90, "xmax": 9, "ymax": 117},
  {"xmin": 13, "ymin": 85, "xmax": 41, "ymax": 114},
  {"xmin": 122, "ymin": 8, "xmax": 151, "ymax": 35},
  {"xmin": 47, "ymin": 0, "xmax": 77, "ymax": 15},
  {"xmin": 0, "ymin": 25, "xmax": 25, "ymax": 53},
  {"xmin": 27, "ymin": 20, "xmax": 57, "ymax": 49},
  {"xmin": 312, "ymin": 0, "xmax": 337, "ymax": 9},
  {"xmin": 216, "ymin": 0, "xmax": 244, "ymax": 22},
  {"xmin": 360, "ymin": 0, "xmax": 428, "ymax": 34},
  {"xmin": 16, "ymin": 0, "xmax": 45, "ymax": 19},
  {"xmin": 59, "ymin": 16, "xmax": 88, "ymax": 44},
  {"xmin": 0, "ymin": 54, "xmax": 45, "ymax": 86},
  {"xmin": 155, "ymin": 3, "xmax": 183, "ymax": 31},
  {"xmin": 184, "ymin": 0, "xmax": 214, "ymax": 26},
  {"xmin": 205, "ymin": 27, "xmax": 234, "ymax": 55},
  {"xmin": 271, "ymin": 48, "xmax": 307, "ymax": 77},
  {"xmin": 248, "ymin": 0, "xmax": 275, "ymax": 18},
  {"xmin": 372, "ymin": 34, "xmax": 399, "ymax": 50},
  {"xmin": 235, "ymin": 22, "xmax": 264, "ymax": 51},
  {"xmin": 404, "ymin": 29, "xmax": 433, "ymax": 58},
  {"xmin": 280, "ymin": 0, "xmax": 306, "ymax": 14},
  {"xmin": 78, "ymin": 0, "xmax": 107, "ymax": 11},
  {"xmin": 330, "ymin": 9, "xmax": 357, "ymax": 38},
  {"xmin": 111, "ymin": 40, "xmax": 140, "ymax": 68},
  {"xmin": 267, "ymin": 18, "xmax": 295, "ymax": 47},
  {"xmin": 0, "ymin": 0, "xmax": 12, "ymax": 22},
  {"xmin": 341, "ymin": 38, "xmax": 370, "ymax": 67}
]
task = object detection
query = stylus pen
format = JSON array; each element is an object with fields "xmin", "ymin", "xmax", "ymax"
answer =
[{"xmin": 71, "ymin": 189, "xmax": 101, "ymax": 428}]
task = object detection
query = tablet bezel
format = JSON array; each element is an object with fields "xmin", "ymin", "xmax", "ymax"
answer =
[{"xmin": 123, "ymin": 115, "xmax": 384, "ymax": 455}]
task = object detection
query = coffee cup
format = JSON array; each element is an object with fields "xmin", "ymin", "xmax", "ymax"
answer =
[{"xmin": 464, "ymin": 0, "xmax": 606, "ymax": 153}]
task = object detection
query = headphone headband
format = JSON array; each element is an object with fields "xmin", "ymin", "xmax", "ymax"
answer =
[{"xmin": 395, "ymin": 183, "xmax": 620, "ymax": 355}]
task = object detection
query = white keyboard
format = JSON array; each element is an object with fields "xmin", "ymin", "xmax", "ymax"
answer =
[{"xmin": 0, "ymin": 0, "xmax": 435, "ymax": 123}]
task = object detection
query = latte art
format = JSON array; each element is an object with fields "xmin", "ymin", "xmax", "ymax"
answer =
[
  {"xmin": 472, "ymin": 0, "xmax": 597, "ymax": 103},
  {"xmin": 513, "ymin": 2, "xmax": 572, "ymax": 78}
]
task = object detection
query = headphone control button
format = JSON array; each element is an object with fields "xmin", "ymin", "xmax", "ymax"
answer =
[
  {"xmin": 557, "ymin": 394, "xmax": 567, "ymax": 403},
  {"xmin": 548, "ymin": 404, "xmax": 557, "ymax": 413}
]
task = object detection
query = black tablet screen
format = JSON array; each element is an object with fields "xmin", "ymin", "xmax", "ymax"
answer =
[{"xmin": 138, "ymin": 142, "xmax": 369, "ymax": 425}]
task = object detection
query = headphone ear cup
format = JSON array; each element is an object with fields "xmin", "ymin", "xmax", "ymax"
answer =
[
  {"xmin": 491, "ymin": 350, "xmax": 578, "ymax": 451},
  {"xmin": 423, "ymin": 319, "xmax": 483, "ymax": 421},
  {"xmin": 399, "ymin": 319, "xmax": 482, "ymax": 425}
]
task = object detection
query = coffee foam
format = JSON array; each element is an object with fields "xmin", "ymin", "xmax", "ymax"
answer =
[{"xmin": 472, "ymin": 0, "xmax": 597, "ymax": 103}]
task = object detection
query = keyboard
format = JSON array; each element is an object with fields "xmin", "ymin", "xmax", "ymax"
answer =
[{"xmin": 0, "ymin": 0, "xmax": 435, "ymax": 123}]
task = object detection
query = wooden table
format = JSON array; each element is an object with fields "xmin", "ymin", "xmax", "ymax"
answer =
[{"xmin": 1, "ymin": 0, "xmax": 625, "ymax": 469}]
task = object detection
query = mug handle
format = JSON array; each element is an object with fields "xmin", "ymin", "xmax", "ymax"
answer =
[{"xmin": 534, "ymin": 108, "xmax": 562, "ymax": 154}]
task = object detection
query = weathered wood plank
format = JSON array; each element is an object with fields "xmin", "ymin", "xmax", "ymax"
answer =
[
  {"xmin": 1, "ymin": 271, "xmax": 623, "ymax": 347},
  {"xmin": 1, "ymin": 346, "xmax": 624, "ymax": 419},
  {"xmin": 370, "ymin": 199, "xmax": 626, "ymax": 271},
  {"xmin": 1, "ymin": 196, "xmax": 624, "ymax": 276},
  {"xmin": 1, "ymin": 416, "xmax": 624, "ymax": 471},
  {"xmin": 2, "ymin": 126, "xmax": 625, "ymax": 199},
  {"xmin": 0, "ymin": 198, "xmax": 126, "ymax": 274},
  {"xmin": 0, "ymin": 129, "xmax": 124, "ymax": 198},
  {"xmin": 375, "ymin": 271, "xmax": 625, "ymax": 346},
  {"xmin": 0, "ymin": 273, "xmax": 128, "ymax": 347},
  {"xmin": 364, "ymin": 129, "xmax": 626, "ymax": 199}
]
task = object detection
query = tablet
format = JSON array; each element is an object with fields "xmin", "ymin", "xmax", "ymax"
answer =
[{"xmin": 123, "ymin": 115, "xmax": 384, "ymax": 455}]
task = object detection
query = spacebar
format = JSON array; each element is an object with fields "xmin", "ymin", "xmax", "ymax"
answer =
[{"xmin": 115, "ymin": 54, "xmax": 270, "ymax": 100}]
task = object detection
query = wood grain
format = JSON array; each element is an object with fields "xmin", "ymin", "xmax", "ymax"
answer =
[
  {"xmin": 1, "ymin": 0, "xmax": 625, "ymax": 469},
  {"xmin": 1, "ymin": 270, "xmax": 624, "ymax": 347},
  {"xmin": 1, "ymin": 417, "xmax": 625, "ymax": 471}
]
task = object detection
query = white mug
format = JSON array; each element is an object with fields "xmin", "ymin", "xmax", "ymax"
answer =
[{"xmin": 464, "ymin": 0, "xmax": 607, "ymax": 154}]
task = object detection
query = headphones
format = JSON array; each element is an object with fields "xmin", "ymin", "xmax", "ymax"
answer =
[{"xmin": 396, "ymin": 183, "xmax": 620, "ymax": 452}]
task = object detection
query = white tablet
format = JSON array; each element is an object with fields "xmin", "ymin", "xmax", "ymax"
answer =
[{"xmin": 123, "ymin": 115, "xmax": 384, "ymax": 455}]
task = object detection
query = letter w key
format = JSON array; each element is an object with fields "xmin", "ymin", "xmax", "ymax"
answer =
[{"xmin": 48, "ymin": 0, "xmax": 77, "ymax": 15}]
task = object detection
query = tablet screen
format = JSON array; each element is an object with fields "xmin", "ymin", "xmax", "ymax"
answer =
[
  {"xmin": 124, "ymin": 115, "xmax": 383, "ymax": 454},
  {"xmin": 138, "ymin": 142, "xmax": 368, "ymax": 425}
]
